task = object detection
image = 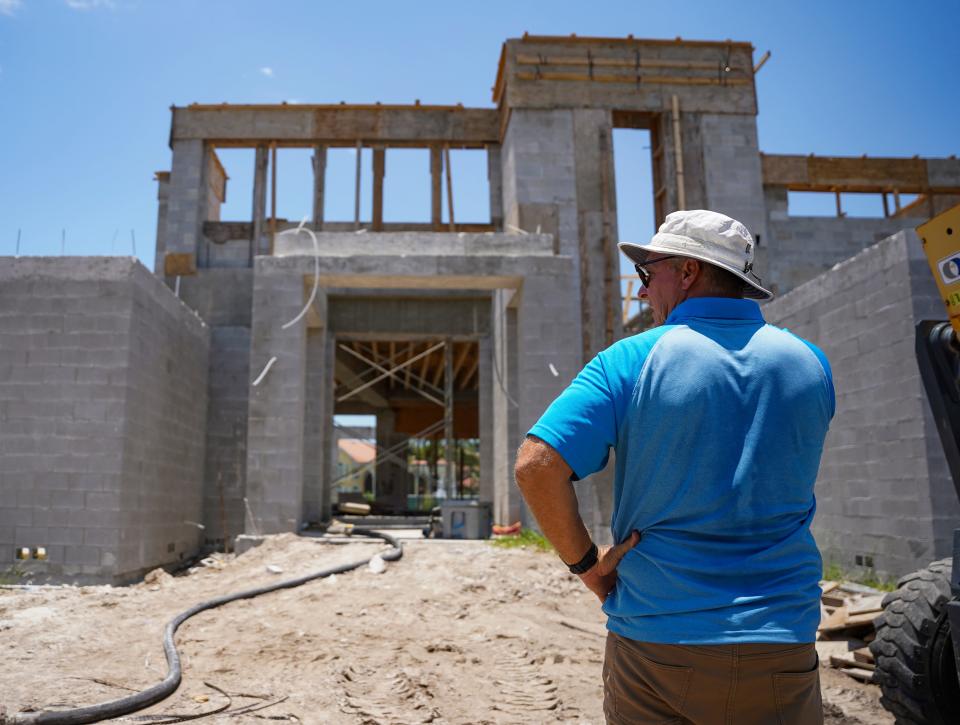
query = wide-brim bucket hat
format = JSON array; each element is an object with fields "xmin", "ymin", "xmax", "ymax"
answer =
[{"xmin": 618, "ymin": 209, "xmax": 773, "ymax": 301}]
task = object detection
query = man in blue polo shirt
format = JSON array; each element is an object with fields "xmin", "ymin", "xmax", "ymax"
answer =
[{"xmin": 515, "ymin": 210, "xmax": 834, "ymax": 724}]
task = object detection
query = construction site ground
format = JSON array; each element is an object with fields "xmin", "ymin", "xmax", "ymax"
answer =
[{"xmin": 1, "ymin": 533, "xmax": 891, "ymax": 724}]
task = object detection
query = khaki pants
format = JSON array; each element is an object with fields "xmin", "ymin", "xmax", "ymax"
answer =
[{"xmin": 603, "ymin": 632, "xmax": 822, "ymax": 725}]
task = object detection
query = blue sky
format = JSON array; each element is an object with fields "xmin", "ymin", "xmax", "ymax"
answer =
[{"xmin": 0, "ymin": 0, "xmax": 957, "ymax": 272}]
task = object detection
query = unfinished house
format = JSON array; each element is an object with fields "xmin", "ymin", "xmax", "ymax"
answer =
[{"xmin": 2, "ymin": 34, "xmax": 959, "ymax": 583}]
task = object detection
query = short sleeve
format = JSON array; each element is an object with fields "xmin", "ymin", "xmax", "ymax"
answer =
[
  {"xmin": 527, "ymin": 353, "xmax": 617, "ymax": 480},
  {"xmin": 793, "ymin": 335, "xmax": 836, "ymax": 419}
]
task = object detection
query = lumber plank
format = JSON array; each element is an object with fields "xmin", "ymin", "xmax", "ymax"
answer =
[
  {"xmin": 841, "ymin": 667, "xmax": 876, "ymax": 683},
  {"xmin": 515, "ymin": 71, "xmax": 751, "ymax": 86}
]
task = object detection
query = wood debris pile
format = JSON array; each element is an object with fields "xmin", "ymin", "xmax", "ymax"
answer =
[{"xmin": 815, "ymin": 580, "xmax": 887, "ymax": 684}]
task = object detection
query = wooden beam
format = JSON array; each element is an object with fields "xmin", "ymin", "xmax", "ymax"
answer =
[
  {"xmin": 462, "ymin": 354, "xmax": 480, "ymax": 389},
  {"xmin": 430, "ymin": 146, "xmax": 443, "ymax": 230},
  {"xmin": 671, "ymin": 95, "xmax": 686, "ymax": 211},
  {"xmin": 312, "ymin": 145, "xmax": 326, "ymax": 228},
  {"xmin": 600, "ymin": 127, "xmax": 616, "ymax": 346},
  {"xmin": 452, "ymin": 342, "xmax": 470, "ymax": 384},
  {"xmin": 444, "ymin": 145, "xmax": 455, "ymax": 231},
  {"xmin": 419, "ymin": 346, "xmax": 431, "ymax": 382},
  {"xmin": 834, "ymin": 190, "xmax": 845, "ymax": 218},
  {"xmin": 269, "ymin": 142, "xmax": 277, "ymax": 254},
  {"xmin": 516, "ymin": 53, "xmax": 741, "ymax": 71},
  {"xmin": 354, "ymin": 140, "xmax": 362, "ymax": 230},
  {"xmin": 251, "ymin": 145, "xmax": 268, "ymax": 262},
  {"xmin": 882, "ymin": 192, "xmax": 889, "ymax": 218},
  {"xmin": 404, "ymin": 343, "xmax": 414, "ymax": 390},
  {"xmin": 388, "ymin": 340, "xmax": 395, "ymax": 390},
  {"xmin": 431, "ymin": 349, "xmax": 446, "ymax": 388},
  {"xmin": 753, "ymin": 50, "xmax": 771, "ymax": 74},
  {"xmin": 761, "ymin": 154, "xmax": 960, "ymax": 194},
  {"xmin": 515, "ymin": 71, "xmax": 752, "ymax": 86},
  {"xmin": 372, "ymin": 147, "xmax": 386, "ymax": 231},
  {"xmin": 515, "ymin": 34, "xmax": 754, "ymax": 51}
]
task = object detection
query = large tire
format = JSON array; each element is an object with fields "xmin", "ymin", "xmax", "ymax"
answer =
[{"xmin": 870, "ymin": 558, "xmax": 960, "ymax": 723}]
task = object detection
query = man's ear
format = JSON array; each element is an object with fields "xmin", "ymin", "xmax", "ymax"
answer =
[{"xmin": 680, "ymin": 259, "xmax": 700, "ymax": 291}]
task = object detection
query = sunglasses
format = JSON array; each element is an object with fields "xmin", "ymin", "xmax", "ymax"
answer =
[{"xmin": 634, "ymin": 255, "xmax": 679, "ymax": 287}]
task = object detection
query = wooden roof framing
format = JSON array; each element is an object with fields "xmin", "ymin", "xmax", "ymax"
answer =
[{"xmin": 761, "ymin": 154, "xmax": 960, "ymax": 194}]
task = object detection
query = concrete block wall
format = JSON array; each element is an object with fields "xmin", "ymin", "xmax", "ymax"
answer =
[
  {"xmin": 764, "ymin": 231, "xmax": 960, "ymax": 578},
  {"xmin": 245, "ymin": 257, "xmax": 312, "ymax": 535},
  {"xmin": 700, "ymin": 114, "xmax": 768, "ymax": 250},
  {"xmin": 501, "ymin": 109, "xmax": 580, "ymax": 263},
  {"xmin": 763, "ymin": 187, "xmax": 924, "ymax": 294},
  {"xmin": 118, "ymin": 264, "xmax": 209, "ymax": 575},
  {"xmin": 514, "ymin": 259, "xmax": 609, "ymax": 540},
  {"xmin": 302, "ymin": 329, "xmax": 331, "ymax": 524},
  {"xmin": 163, "ymin": 139, "xmax": 209, "ymax": 268},
  {"xmin": 176, "ymin": 268, "xmax": 254, "ymax": 547},
  {"xmin": 0, "ymin": 258, "xmax": 209, "ymax": 583},
  {"xmin": 202, "ymin": 326, "xmax": 250, "ymax": 545}
]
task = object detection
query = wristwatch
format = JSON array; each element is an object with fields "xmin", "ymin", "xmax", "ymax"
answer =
[{"xmin": 567, "ymin": 542, "xmax": 598, "ymax": 575}]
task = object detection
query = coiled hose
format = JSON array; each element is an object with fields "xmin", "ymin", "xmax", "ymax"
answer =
[{"xmin": 5, "ymin": 528, "xmax": 402, "ymax": 725}]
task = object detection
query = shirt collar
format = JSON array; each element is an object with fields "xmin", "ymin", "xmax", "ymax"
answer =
[{"xmin": 664, "ymin": 297, "xmax": 764, "ymax": 325}]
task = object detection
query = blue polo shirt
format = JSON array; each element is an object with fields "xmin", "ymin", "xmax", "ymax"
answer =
[{"xmin": 528, "ymin": 297, "xmax": 834, "ymax": 644}]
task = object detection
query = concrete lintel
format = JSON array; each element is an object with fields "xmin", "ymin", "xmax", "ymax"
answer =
[
  {"xmin": 315, "ymin": 274, "xmax": 523, "ymax": 292},
  {"xmin": 172, "ymin": 105, "xmax": 499, "ymax": 147},
  {"xmin": 272, "ymin": 230, "xmax": 554, "ymax": 257}
]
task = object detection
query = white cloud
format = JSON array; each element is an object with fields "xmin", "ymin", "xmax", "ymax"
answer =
[
  {"xmin": 259, "ymin": 67, "xmax": 274, "ymax": 78},
  {"xmin": 0, "ymin": 0, "xmax": 23, "ymax": 17},
  {"xmin": 65, "ymin": 0, "xmax": 115, "ymax": 9}
]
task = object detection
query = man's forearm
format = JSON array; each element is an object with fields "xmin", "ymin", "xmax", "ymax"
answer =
[{"xmin": 515, "ymin": 463, "xmax": 593, "ymax": 565}]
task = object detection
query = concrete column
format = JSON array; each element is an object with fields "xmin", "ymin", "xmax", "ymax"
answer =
[
  {"xmin": 320, "ymin": 330, "xmax": 336, "ymax": 521},
  {"xmin": 487, "ymin": 144, "xmax": 503, "ymax": 230},
  {"xmin": 244, "ymin": 258, "xmax": 313, "ymax": 534},
  {"xmin": 375, "ymin": 408, "xmax": 410, "ymax": 512},
  {"xmin": 491, "ymin": 289, "xmax": 512, "ymax": 524},
  {"xmin": 478, "ymin": 332, "xmax": 494, "ymax": 507},
  {"xmin": 251, "ymin": 146, "xmax": 268, "ymax": 263},
  {"xmin": 163, "ymin": 139, "xmax": 209, "ymax": 276},
  {"xmin": 444, "ymin": 338, "xmax": 455, "ymax": 498},
  {"xmin": 302, "ymin": 329, "xmax": 328, "ymax": 524},
  {"xmin": 153, "ymin": 172, "xmax": 170, "ymax": 275},
  {"xmin": 573, "ymin": 110, "xmax": 623, "ymax": 354}
]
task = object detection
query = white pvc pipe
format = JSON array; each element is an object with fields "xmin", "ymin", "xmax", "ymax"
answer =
[
  {"xmin": 251, "ymin": 356, "xmax": 277, "ymax": 387},
  {"xmin": 280, "ymin": 218, "xmax": 320, "ymax": 330}
]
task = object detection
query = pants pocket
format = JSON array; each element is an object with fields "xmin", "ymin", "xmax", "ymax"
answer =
[
  {"xmin": 772, "ymin": 661, "xmax": 822, "ymax": 725},
  {"xmin": 639, "ymin": 655, "xmax": 694, "ymax": 713},
  {"xmin": 616, "ymin": 652, "xmax": 693, "ymax": 723}
]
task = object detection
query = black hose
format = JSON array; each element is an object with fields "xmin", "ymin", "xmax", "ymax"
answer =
[{"xmin": 4, "ymin": 528, "xmax": 401, "ymax": 725}]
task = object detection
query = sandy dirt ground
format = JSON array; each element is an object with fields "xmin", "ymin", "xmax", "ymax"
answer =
[{"xmin": 1, "ymin": 533, "xmax": 892, "ymax": 724}]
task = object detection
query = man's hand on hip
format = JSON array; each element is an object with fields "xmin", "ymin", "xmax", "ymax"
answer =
[{"xmin": 578, "ymin": 531, "xmax": 641, "ymax": 603}]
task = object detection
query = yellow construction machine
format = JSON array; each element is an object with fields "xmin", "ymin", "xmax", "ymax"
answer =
[{"xmin": 870, "ymin": 203, "xmax": 960, "ymax": 723}]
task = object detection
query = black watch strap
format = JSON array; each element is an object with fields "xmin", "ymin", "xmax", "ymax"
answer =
[{"xmin": 567, "ymin": 542, "xmax": 598, "ymax": 574}]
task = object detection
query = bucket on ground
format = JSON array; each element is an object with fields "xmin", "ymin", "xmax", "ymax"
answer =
[{"xmin": 440, "ymin": 500, "xmax": 492, "ymax": 539}]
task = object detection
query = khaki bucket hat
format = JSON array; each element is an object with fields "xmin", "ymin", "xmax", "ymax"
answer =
[{"xmin": 618, "ymin": 209, "xmax": 773, "ymax": 300}]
